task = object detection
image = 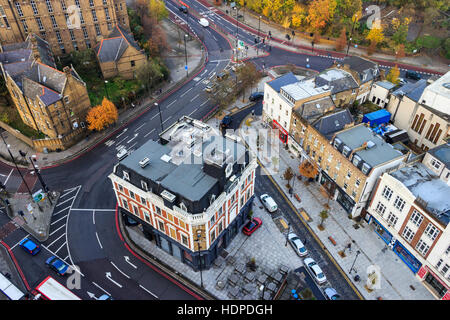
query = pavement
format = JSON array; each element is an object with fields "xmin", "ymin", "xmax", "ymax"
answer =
[
  {"xmin": 0, "ymin": 17, "xmax": 206, "ymax": 170},
  {"xmin": 200, "ymin": 0, "xmax": 449, "ymax": 74},
  {"xmin": 227, "ymin": 76, "xmax": 436, "ymax": 300}
]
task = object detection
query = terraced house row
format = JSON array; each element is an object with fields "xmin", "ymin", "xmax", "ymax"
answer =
[{"xmin": 0, "ymin": 0, "xmax": 129, "ymax": 55}]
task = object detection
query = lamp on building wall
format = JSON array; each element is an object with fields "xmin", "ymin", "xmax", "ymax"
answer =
[{"xmin": 196, "ymin": 229, "xmax": 204, "ymax": 288}]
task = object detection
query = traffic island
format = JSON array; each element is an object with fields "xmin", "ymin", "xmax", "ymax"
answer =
[{"xmin": 7, "ymin": 191, "xmax": 60, "ymax": 242}]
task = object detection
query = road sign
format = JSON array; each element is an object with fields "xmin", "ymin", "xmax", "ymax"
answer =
[
  {"xmin": 185, "ymin": 65, "xmax": 188, "ymax": 70},
  {"xmin": 32, "ymin": 189, "xmax": 45, "ymax": 203},
  {"xmin": 238, "ymin": 40, "xmax": 244, "ymax": 50}
]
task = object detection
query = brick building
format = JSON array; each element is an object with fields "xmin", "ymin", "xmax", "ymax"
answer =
[
  {"xmin": 0, "ymin": 33, "xmax": 91, "ymax": 150},
  {"xmin": 94, "ymin": 25, "xmax": 146, "ymax": 80},
  {"xmin": 108, "ymin": 116, "xmax": 258, "ymax": 270},
  {"xmin": 0, "ymin": 0, "xmax": 129, "ymax": 55},
  {"xmin": 366, "ymin": 143, "xmax": 450, "ymax": 299}
]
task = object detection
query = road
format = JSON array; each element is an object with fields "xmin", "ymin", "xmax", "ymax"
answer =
[{"xmin": 0, "ymin": 0, "xmax": 442, "ymax": 300}]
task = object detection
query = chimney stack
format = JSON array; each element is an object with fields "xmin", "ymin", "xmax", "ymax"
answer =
[{"xmin": 30, "ymin": 36, "xmax": 41, "ymax": 63}]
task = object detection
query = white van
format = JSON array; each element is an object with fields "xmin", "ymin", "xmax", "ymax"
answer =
[
  {"xmin": 199, "ymin": 18, "xmax": 209, "ymax": 27},
  {"xmin": 260, "ymin": 194, "xmax": 278, "ymax": 213}
]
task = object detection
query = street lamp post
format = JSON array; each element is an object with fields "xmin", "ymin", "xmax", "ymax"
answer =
[
  {"xmin": 155, "ymin": 102, "xmax": 163, "ymax": 132},
  {"xmin": 29, "ymin": 155, "xmax": 52, "ymax": 205},
  {"xmin": 0, "ymin": 132, "xmax": 42, "ymax": 211},
  {"xmin": 257, "ymin": 15, "xmax": 261, "ymax": 56},
  {"xmin": 184, "ymin": 34, "xmax": 188, "ymax": 78},
  {"xmin": 196, "ymin": 230, "xmax": 204, "ymax": 288},
  {"xmin": 349, "ymin": 250, "xmax": 361, "ymax": 274},
  {"xmin": 104, "ymin": 80, "xmax": 109, "ymax": 99},
  {"xmin": 346, "ymin": 13, "xmax": 359, "ymax": 56}
]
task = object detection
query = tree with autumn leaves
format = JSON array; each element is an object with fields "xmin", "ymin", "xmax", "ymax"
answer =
[
  {"xmin": 386, "ymin": 65, "xmax": 401, "ymax": 85},
  {"xmin": 86, "ymin": 97, "xmax": 118, "ymax": 132}
]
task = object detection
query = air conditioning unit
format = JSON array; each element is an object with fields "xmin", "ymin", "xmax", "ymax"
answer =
[{"xmin": 139, "ymin": 157, "xmax": 150, "ymax": 168}]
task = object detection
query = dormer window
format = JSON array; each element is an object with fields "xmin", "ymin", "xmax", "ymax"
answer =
[
  {"xmin": 123, "ymin": 171, "xmax": 129, "ymax": 181},
  {"xmin": 352, "ymin": 155, "xmax": 361, "ymax": 167},
  {"xmin": 342, "ymin": 146, "xmax": 351, "ymax": 157},
  {"xmin": 225, "ymin": 163, "xmax": 233, "ymax": 178},
  {"xmin": 180, "ymin": 202, "xmax": 187, "ymax": 212},
  {"xmin": 361, "ymin": 163, "xmax": 371, "ymax": 175},
  {"xmin": 333, "ymin": 138, "xmax": 341, "ymax": 149}
]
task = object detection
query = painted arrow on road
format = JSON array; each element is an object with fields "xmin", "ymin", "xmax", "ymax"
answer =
[
  {"xmin": 127, "ymin": 133, "xmax": 138, "ymax": 144},
  {"xmin": 124, "ymin": 256, "xmax": 137, "ymax": 269},
  {"xmin": 106, "ymin": 272, "xmax": 123, "ymax": 288},
  {"xmin": 87, "ymin": 291, "xmax": 99, "ymax": 300},
  {"xmin": 116, "ymin": 128, "xmax": 128, "ymax": 138}
]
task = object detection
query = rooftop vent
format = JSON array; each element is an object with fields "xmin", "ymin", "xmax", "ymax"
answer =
[
  {"xmin": 160, "ymin": 154, "xmax": 172, "ymax": 163},
  {"xmin": 161, "ymin": 190, "xmax": 176, "ymax": 203},
  {"xmin": 139, "ymin": 157, "xmax": 150, "ymax": 168},
  {"xmin": 366, "ymin": 141, "xmax": 376, "ymax": 149}
]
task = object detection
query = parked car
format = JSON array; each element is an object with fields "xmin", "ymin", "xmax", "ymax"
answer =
[
  {"xmin": 304, "ymin": 257, "xmax": 327, "ymax": 285},
  {"xmin": 287, "ymin": 233, "xmax": 308, "ymax": 257},
  {"xmin": 98, "ymin": 294, "xmax": 114, "ymax": 300},
  {"xmin": 231, "ymin": 62, "xmax": 243, "ymax": 72},
  {"xmin": 199, "ymin": 18, "xmax": 209, "ymax": 27},
  {"xmin": 116, "ymin": 148, "xmax": 128, "ymax": 161},
  {"xmin": 45, "ymin": 256, "xmax": 69, "ymax": 276},
  {"xmin": 324, "ymin": 287, "xmax": 340, "ymax": 300},
  {"xmin": 216, "ymin": 71, "xmax": 229, "ymax": 81},
  {"xmin": 205, "ymin": 83, "xmax": 216, "ymax": 92},
  {"xmin": 405, "ymin": 70, "xmax": 421, "ymax": 80},
  {"xmin": 398, "ymin": 77, "xmax": 406, "ymax": 85},
  {"xmin": 242, "ymin": 217, "xmax": 262, "ymax": 236},
  {"xmin": 249, "ymin": 92, "xmax": 264, "ymax": 101},
  {"xmin": 178, "ymin": 6, "xmax": 188, "ymax": 13},
  {"xmin": 220, "ymin": 115, "xmax": 232, "ymax": 129},
  {"xmin": 19, "ymin": 238, "xmax": 41, "ymax": 256},
  {"xmin": 260, "ymin": 194, "xmax": 278, "ymax": 213}
]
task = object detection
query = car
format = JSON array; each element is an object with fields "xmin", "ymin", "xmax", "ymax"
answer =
[
  {"xmin": 205, "ymin": 84, "xmax": 216, "ymax": 92},
  {"xmin": 242, "ymin": 217, "xmax": 262, "ymax": 236},
  {"xmin": 260, "ymin": 194, "xmax": 278, "ymax": 213},
  {"xmin": 220, "ymin": 115, "xmax": 232, "ymax": 129},
  {"xmin": 45, "ymin": 256, "xmax": 69, "ymax": 276},
  {"xmin": 324, "ymin": 287, "xmax": 340, "ymax": 300},
  {"xmin": 178, "ymin": 6, "xmax": 188, "ymax": 14},
  {"xmin": 405, "ymin": 70, "xmax": 421, "ymax": 80},
  {"xmin": 303, "ymin": 257, "xmax": 327, "ymax": 285},
  {"xmin": 398, "ymin": 77, "xmax": 406, "ymax": 85},
  {"xmin": 116, "ymin": 148, "xmax": 128, "ymax": 161},
  {"xmin": 199, "ymin": 18, "xmax": 209, "ymax": 27},
  {"xmin": 287, "ymin": 233, "xmax": 308, "ymax": 257},
  {"xmin": 98, "ymin": 294, "xmax": 114, "ymax": 300},
  {"xmin": 216, "ymin": 71, "xmax": 229, "ymax": 81},
  {"xmin": 249, "ymin": 91, "xmax": 264, "ymax": 101},
  {"xmin": 231, "ymin": 62, "xmax": 243, "ymax": 72},
  {"xmin": 19, "ymin": 238, "xmax": 41, "ymax": 255}
]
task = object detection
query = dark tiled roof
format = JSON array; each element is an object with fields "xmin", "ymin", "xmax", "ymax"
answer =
[
  {"xmin": 341, "ymin": 56, "xmax": 379, "ymax": 83},
  {"xmin": 313, "ymin": 109, "xmax": 354, "ymax": 140},
  {"xmin": 95, "ymin": 25, "xmax": 142, "ymax": 62},
  {"xmin": 392, "ymin": 79, "xmax": 428, "ymax": 102},
  {"xmin": 0, "ymin": 49, "xmax": 31, "ymax": 64},
  {"xmin": 315, "ymin": 70, "xmax": 359, "ymax": 94},
  {"xmin": 24, "ymin": 62, "xmax": 66, "ymax": 93},
  {"xmin": 267, "ymin": 72, "xmax": 298, "ymax": 93}
]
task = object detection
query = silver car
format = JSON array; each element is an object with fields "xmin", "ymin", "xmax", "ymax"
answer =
[
  {"xmin": 304, "ymin": 257, "xmax": 327, "ymax": 285},
  {"xmin": 324, "ymin": 287, "xmax": 340, "ymax": 300},
  {"xmin": 288, "ymin": 233, "xmax": 308, "ymax": 257}
]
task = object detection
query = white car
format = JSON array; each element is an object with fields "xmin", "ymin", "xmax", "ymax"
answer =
[
  {"xmin": 260, "ymin": 194, "xmax": 277, "ymax": 213},
  {"xmin": 304, "ymin": 257, "xmax": 327, "ymax": 285},
  {"xmin": 288, "ymin": 233, "xmax": 308, "ymax": 257},
  {"xmin": 116, "ymin": 148, "xmax": 128, "ymax": 161},
  {"xmin": 199, "ymin": 18, "xmax": 209, "ymax": 27},
  {"xmin": 324, "ymin": 287, "xmax": 340, "ymax": 300}
]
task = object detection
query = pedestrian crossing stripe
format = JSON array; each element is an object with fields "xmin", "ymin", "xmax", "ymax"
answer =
[{"xmin": 105, "ymin": 140, "xmax": 115, "ymax": 147}]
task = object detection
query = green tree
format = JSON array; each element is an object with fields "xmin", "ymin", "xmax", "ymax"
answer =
[
  {"xmin": 136, "ymin": 59, "xmax": 164, "ymax": 92},
  {"xmin": 386, "ymin": 65, "xmax": 400, "ymax": 84},
  {"xmin": 319, "ymin": 210, "xmax": 329, "ymax": 228}
]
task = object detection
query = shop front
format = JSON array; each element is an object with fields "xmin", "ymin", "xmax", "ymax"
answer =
[
  {"xmin": 370, "ymin": 216, "xmax": 394, "ymax": 245},
  {"xmin": 417, "ymin": 266, "xmax": 450, "ymax": 300},
  {"xmin": 392, "ymin": 240, "xmax": 422, "ymax": 274},
  {"xmin": 319, "ymin": 171, "xmax": 337, "ymax": 199},
  {"xmin": 336, "ymin": 188, "xmax": 356, "ymax": 214},
  {"xmin": 272, "ymin": 119, "xmax": 288, "ymax": 144}
]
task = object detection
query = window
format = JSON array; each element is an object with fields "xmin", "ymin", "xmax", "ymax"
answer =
[
  {"xmin": 375, "ymin": 202, "xmax": 386, "ymax": 216},
  {"xmin": 35, "ymin": 17, "xmax": 44, "ymax": 31},
  {"xmin": 56, "ymin": 30, "xmax": 62, "ymax": 43},
  {"xmin": 154, "ymin": 206, "xmax": 161, "ymax": 215},
  {"xmin": 46, "ymin": 0, "xmax": 54, "ymax": 13},
  {"xmin": 180, "ymin": 202, "xmax": 187, "ymax": 211},
  {"xmin": 424, "ymin": 223, "xmax": 440, "ymax": 241},
  {"xmin": 393, "ymin": 196, "xmax": 406, "ymax": 212},
  {"xmin": 79, "ymin": 11, "xmax": 85, "ymax": 24},
  {"xmin": 436, "ymin": 258, "xmax": 443, "ymax": 269},
  {"xmin": 387, "ymin": 212, "xmax": 398, "ymax": 227},
  {"xmin": 121, "ymin": 198, "xmax": 129, "ymax": 210},
  {"xmin": 210, "ymin": 214, "xmax": 215, "ymax": 226},
  {"xmin": 60, "ymin": 0, "xmax": 67, "ymax": 11},
  {"xmin": 129, "ymin": 191, "xmax": 135, "ymax": 199},
  {"xmin": 131, "ymin": 60, "xmax": 135, "ymax": 67},
  {"xmin": 346, "ymin": 170, "xmax": 351, "ymax": 179},
  {"xmin": 103, "ymin": 0, "xmax": 108, "ymax": 5},
  {"xmin": 157, "ymin": 220, "xmax": 165, "ymax": 232},
  {"xmin": 382, "ymin": 186, "xmax": 393, "ymax": 201},
  {"xmin": 355, "ymin": 179, "xmax": 360, "ymax": 188},
  {"xmin": 21, "ymin": 19, "xmax": 28, "ymax": 33},
  {"xmin": 181, "ymin": 234, "xmax": 188, "ymax": 246},
  {"xmin": 430, "ymin": 158, "xmax": 442, "ymax": 171},
  {"xmin": 123, "ymin": 171, "xmax": 129, "ymax": 181},
  {"xmin": 75, "ymin": 0, "xmax": 80, "ymax": 8},
  {"xmin": 141, "ymin": 181, "xmax": 148, "ymax": 191},
  {"xmin": 31, "ymin": 0, "xmax": 39, "ymax": 15},
  {"xmin": 95, "ymin": 23, "xmax": 101, "ymax": 36},
  {"xmin": 104, "ymin": 7, "xmax": 111, "ymax": 20},
  {"xmin": 82, "ymin": 26, "xmax": 89, "ymax": 39},
  {"xmin": 335, "ymin": 161, "xmax": 341, "ymax": 170},
  {"xmin": 343, "ymin": 183, "xmax": 348, "ymax": 190},
  {"xmin": 14, "ymin": 2, "xmax": 23, "ymax": 17},
  {"xmin": 92, "ymin": 9, "xmax": 98, "ymax": 22},
  {"xmin": 50, "ymin": 15, "xmax": 58, "ymax": 28},
  {"xmin": 107, "ymin": 21, "xmax": 112, "ymax": 30},
  {"xmin": 327, "ymin": 154, "xmax": 333, "ymax": 163},
  {"xmin": 352, "ymin": 155, "xmax": 361, "ymax": 167},
  {"xmin": 89, "ymin": 0, "xmax": 94, "ymax": 7},
  {"xmin": 441, "ymin": 264, "xmax": 450, "ymax": 276},
  {"xmin": 446, "ymin": 245, "xmax": 450, "ymax": 255},
  {"xmin": 140, "ymin": 197, "xmax": 146, "ymax": 206},
  {"xmin": 118, "ymin": 184, "xmax": 123, "ymax": 192},
  {"xmin": 361, "ymin": 163, "xmax": 371, "ymax": 175},
  {"xmin": 143, "ymin": 210, "xmax": 151, "ymax": 223},
  {"xmin": 218, "ymin": 206, "xmax": 223, "ymax": 216},
  {"xmin": 402, "ymin": 226, "xmax": 415, "ymax": 242},
  {"xmin": 342, "ymin": 146, "xmax": 351, "ymax": 157},
  {"xmin": 132, "ymin": 205, "xmax": 139, "ymax": 216},
  {"xmin": 416, "ymin": 240, "xmax": 430, "ymax": 256},
  {"xmin": 409, "ymin": 210, "xmax": 423, "ymax": 227},
  {"xmin": 351, "ymin": 191, "xmax": 357, "ymax": 198},
  {"xmin": 69, "ymin": 29, "xmax": 75, "ymax": 41},
  {"xmin": 210, "ymin": 229, "xmax": 216, "ymax": 243}
]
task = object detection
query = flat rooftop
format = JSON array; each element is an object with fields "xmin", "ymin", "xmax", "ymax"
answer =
[
  {"xmin": 336, "ymin": 125, "xmax": 404, "ymax": 168},
  {"xmin": 281, "ymin": 78, "xmax": 330, "ymax": 102},
  {"xmin": 391, "ymin": 163, "xmax": 450, "ymax": 226}
]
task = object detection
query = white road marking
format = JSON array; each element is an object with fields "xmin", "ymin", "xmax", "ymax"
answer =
[
  {"xmin": 200, "ymin": 99, "xmax": 210, "ymax": 107},
  {"xmin": 53, "ymin": 206, "xmax": 71, "ymax": 216},
  {"xmin": 3, "ymin": 169, "xmax": 13, "ymax": 185},
  {"xmin": 139, "ymin": 284, "xmax": 159, "ymax": 299},
  {"xmin": 124, "ymin": 256, "xmax": 137, "ymax": 269},
  {"xmin": 134, "ymin": 123, "xmax": 146, "ymax": 132},
  {"xmin": 56, "ymin": 196, "xmax": 75, "ymax": 208},
  {"xmin": 92, "ymin": 211, "xmax": 95, "ymax": 225},
  {"xmin": 95, "ymin": 232, "xmax": 103, "ymax": 249},
  {"xmin": 162, "ymin": 115, "xmax": 172, "ymax": 125},
  {"xmin": 47, "ymin": 233, "xmax": 66, "ymax": 248},
  {"xmin": 111, "ymin": 261, "xmax": 130, "ymax": 279},
  {"xmin": 51, "ymin": 215, "xmax": 67, "ymax": 226},
  {"xmin": 54, "ymin": 241, "xmax": 67, "ymax": 254},
  {"xmin": 166, "ymin": 100, "xmax": 176, "ymax": 108},
  {"xmin": 70, "ymin": 208, "xmax": 116, "ymax": 211},
  {"xmin": 188, "ymin": 109, "xmax": 196, "ymax": 117},
  {"xmin": 116, "ymin": 128, "xmax": 128, "ymax": 138},
  {"xmin": 11, "ymin": 236, "xmax": 28, "ymax": 251},
  {"xmin": 92, "ymin": 282, "xmax": 111, "ymax": 296},
  {"xmin": 151, "ymin": 113, "xmax": 159, "ymax": 120},
  {"xmin": 49, "ymin": 224, "xmax": 66, "ymax": 236},
  {"xmin": 190, "ymin": 94, "xmax": 200, "ymax": 102},
  {"xmin": 180, "ymin": 87, "xmax": 193, "ymax": 97},
  {"xmin": 116, "ymin": 135, "xmax": 129, "ymax": 145},
  {"xmin": 106, "ymin": 272, "xmax": 123, "ymax": 288},
  {"xmin": 144, "ymin": 129, "xmax": 155, "ymax": 138}
]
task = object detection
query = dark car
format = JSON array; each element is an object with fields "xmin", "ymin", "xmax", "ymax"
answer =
[
  {"xmin": 405, "ymin": 70, "xmax": 421, "ymax": 80},
  {"xmin": 220, "ymin": 115, "xmax": 232, "ymax": 129},
  {"xmin": 45, "ymin": 256, "xmax": 69, "ymax": 276},
  {"xmin": 242, "ymin": 217, "xmax": 262, "ymax": 236},
  {"xmin": 19, "ymin": 238, "xmax": 41, "ymax": 255},
  {"xmin": 178, "ymin": 6, "xmax": 188, "ymax": 14},
  {"xmin": 216, "ymin": 71, "xmax": 229, "ymax": 81},
  {"xmin": 249, "ymin": 92, "xmax": 264, "ymax": 101}
]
